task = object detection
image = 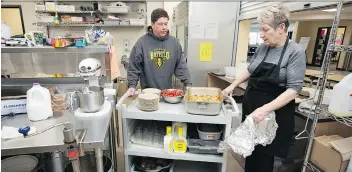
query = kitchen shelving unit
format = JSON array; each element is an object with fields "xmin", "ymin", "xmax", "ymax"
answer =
[
  {"xmin": 35, "ymin": 10, "xmax": 128, "ymax": 14},
  {"xmin": 34, "ymin": 22, "xmax": 145, "ymax": 27},
  {"xmin": 121, "ymin": 100, "xmax": 241, "ymax": 172},
  {"xmin": 33, "ymin": 1, "xmax": 147, "ymax": 36},
  {"xmin": 301, "ymin": 2, "xmax": 352, "ymax": 172}
]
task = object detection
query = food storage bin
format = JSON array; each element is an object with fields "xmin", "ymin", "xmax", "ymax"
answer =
[
  {"xmin": 197, "ymin": 124, "xmax": 222, "ymax": 140},
  {"xmin": 184, "ymin": 87, "xmax": 223, "ymax": 115},
  {"xmin": 103, "ymin": 19, "xmax": 121, "ymax": 25},
  {"xmin": 188, "ymin": 139, "xmax": 221, "ymax": 154},
  {"xmin": 130, "ymin": 19, "xmax": 146, "ymax": 26},
  {"xmin": 131, "ymin": 157, "xmax": 173, "ymax": 172},
  {"xmin": 104, "ymin": 6, "xmax": 129, "ymax": 13}
]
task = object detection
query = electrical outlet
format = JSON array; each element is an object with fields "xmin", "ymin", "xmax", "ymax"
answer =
[
  {"xmin": 137, "ymin": 8, "xmax": 145, "ymax": 14},
  {"xmin": 123, "ymin": 39, "xmax": 130, "ymax": 52}
]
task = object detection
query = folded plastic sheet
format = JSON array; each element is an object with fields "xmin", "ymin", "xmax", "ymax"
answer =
[{"xmin": 218, "ymin": 112, "xmax": 278, "ymax": 158}]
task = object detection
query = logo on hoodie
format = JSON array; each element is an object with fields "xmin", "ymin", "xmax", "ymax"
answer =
[{"xmin": 149, "ymin": 48, "xmax": 170, "ymax": 68}]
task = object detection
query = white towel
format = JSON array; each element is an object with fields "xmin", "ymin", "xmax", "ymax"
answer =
[{"xmin": 1, "ymin": 126, "xmax": 37, "ymax": 140}]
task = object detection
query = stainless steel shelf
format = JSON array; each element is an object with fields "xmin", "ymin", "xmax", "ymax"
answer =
[
  {"xmin": 36, "ymin": 10, "xmax": 128, "ymax": 14},
  {"xmin": 318, "ymin": 105, "xmax": 352, "ymax": 127},
  {"xmin": 305, "ymin": 162, "xmax": 322, "ymax": 172},
  {"xmin": 334, "ymin": 45, "xmax": 352, "ymax": 52},
  {"xmin": 1, "ymin": 45, "xmax": 109, "ymax": 53},
  {"xmin": 34, "ymin": 22, "xmax": 145, "ymax": 27}
]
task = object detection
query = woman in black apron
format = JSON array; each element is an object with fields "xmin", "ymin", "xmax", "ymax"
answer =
[{"xmin": 223, "ymin": 4, "xmax": 306, "ymax": 172}]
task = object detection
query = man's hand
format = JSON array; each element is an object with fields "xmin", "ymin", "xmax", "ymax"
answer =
[
  {"xmin": 251, "ymin": 106, "xmax": 272, "ymax": 124},
  {"xmin": 127, "ymin": 87, "xmax": 136, "ymax": 96}
]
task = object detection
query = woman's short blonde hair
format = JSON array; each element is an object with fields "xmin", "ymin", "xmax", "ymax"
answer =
[{"xmin": 257, "ymin": 3, "xmax": 290, "ymax": 31}]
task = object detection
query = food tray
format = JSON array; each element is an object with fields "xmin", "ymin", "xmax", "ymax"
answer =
[
  {"xmin": 188, "ymin": 139, "xmax": 221, "ymax": 154},
  {"xmin": 130, "ymin": 19, "xmax": 146, "ymax": 26},
  {"xmin": 103, "ymin": 19, "xmax": 121, "ymax": 25},
  {"xmin": 104, "ymin": 6, "xmax": 129, "ymax": 13},
  {"xmin": 184, "ymin": 87, "xmax": 223, "ymax": 115},
  {"xmin": 197, "ymin": 124, "xmax": 222, "ymax": 140}
]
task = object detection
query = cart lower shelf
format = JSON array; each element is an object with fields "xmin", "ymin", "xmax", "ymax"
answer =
[{"xmin": 125, "ymin": 144, "xmax": 224, "ymax": 163}]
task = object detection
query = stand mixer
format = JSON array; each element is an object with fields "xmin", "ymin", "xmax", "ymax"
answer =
[
  {"xmin": 73, "ymin": 58, "xmax": 111, "ymax": 115},
  {"xmin": 73, "ymin": 58, "xmax": 113, "ymax": 172},
  {"xmin": 78, "ymin": 58, "xmax": 102, "ymax": 87}
]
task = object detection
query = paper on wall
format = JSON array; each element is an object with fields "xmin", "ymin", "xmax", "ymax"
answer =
[
  {"xmin": 190, "ymin": 22, "xmax": 205, "ymax": 39},
  {"xmin": 298, "ymin": 37, "xmax": 310, "ymax": 51},
  {"xmin": 199, "ymin": 42, "xmax": 213, "ymax": 62},
  {"xmin": 205, "ymin": 22, "xmax": 218, "ymax": 39}
]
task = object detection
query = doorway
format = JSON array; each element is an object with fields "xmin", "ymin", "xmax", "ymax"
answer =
[
  {"xmin": 311, "ymin": 26, "xmax": 346, "ymax": 68},
  {"xmin": 1, "ymin": 5, "xmax": 26, "ymax": 36}
]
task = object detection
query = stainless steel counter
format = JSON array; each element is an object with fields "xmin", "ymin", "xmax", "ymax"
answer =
[{"xmin": 1, "ymin": 105, "xmax": 112, "ymax": 156}]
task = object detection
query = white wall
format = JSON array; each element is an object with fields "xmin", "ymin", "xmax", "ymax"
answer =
[
  {"xmin": 1, "ymin": 1, "xmax": 163, "ymax": 77},
  {"xmin": 163, "ymin": 1, "xmax": 182, "ymax": 33}
]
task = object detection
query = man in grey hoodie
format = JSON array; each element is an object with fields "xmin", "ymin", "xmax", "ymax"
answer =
[{"xmin": 127, "ymin": 8, "xmax": 192, "ymax": 95}]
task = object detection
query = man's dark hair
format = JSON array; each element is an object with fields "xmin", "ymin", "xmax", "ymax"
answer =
[{"xmin": 151, "ymin": 8, "xmax": 169, "ymax": 23}]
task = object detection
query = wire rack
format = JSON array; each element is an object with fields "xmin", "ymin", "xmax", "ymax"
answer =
[
  {"xmin": 301, "ymin": 2, "xmax": 351, "ymax": 172},
  {"xmin": 36, "ymin": 10, "xmax": 98, "ymax": 14},
  {"xmin": 334, "ymin": 45, "xmax": 352, "ymax": 52},
  {"xmin": 34, "ymin": 22, "xmax": 145, "ymax": 27},
  {"xmin": 318, "ymin": 105, "xmax": 352, "ymax": 127},
  {"xmin": 305, "ymin": 162, "xmax": 323, "ymax": 172},
  {"xmin": 35, "ymin": 10, "xmax": 128, "ymax": 14}
]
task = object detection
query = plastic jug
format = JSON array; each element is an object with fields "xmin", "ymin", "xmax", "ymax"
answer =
[
  {"xmin": 26, "ymin": 83, "xmax": 53, "ymax": 121},
  {"xmin": 328, "ymin": 73, "xmax": 352, "ymax": 117},
  {"xmin": 172, "ymin": 122, "xmax": 187, "ymax": 138}
]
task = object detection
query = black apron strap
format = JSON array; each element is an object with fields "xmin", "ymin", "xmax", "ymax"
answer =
[
  {"xmin": 252, "ymin": 47, "xmax": 271, "ymax": 74},
  {"xmin": 277, "ymin": 37, "xmax": 290, "ymax": 68}
]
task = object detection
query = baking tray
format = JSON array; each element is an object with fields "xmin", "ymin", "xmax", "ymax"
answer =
[{"xmin": 183, "ymin": 87, "xmax": 223, "ymax": 115}]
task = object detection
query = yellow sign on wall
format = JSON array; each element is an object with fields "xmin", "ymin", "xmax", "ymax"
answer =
[{"xmin": 199, "ymin": 42, "xmax": 213, "ymax": 62}]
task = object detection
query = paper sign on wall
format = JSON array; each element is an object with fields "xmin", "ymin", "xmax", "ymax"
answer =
[
  {"xmin": 299, "ymin": 37, "xmax": 311, "ymax": 51},
  {"xmin": 190, "ymin": 22, "xmax": 205, "ymax": 39},
  {"xmin": 205, "ymin": 22, "xmax": 218, "ymax": 39},
  {"xmin": 199, "ymin": 42, "xmax": 213, "ymax": 62}
]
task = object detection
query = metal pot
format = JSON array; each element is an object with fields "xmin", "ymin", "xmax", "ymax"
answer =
[{"xmin": 77, "ymin": 86, "xmax": 105, "ymax": 113}]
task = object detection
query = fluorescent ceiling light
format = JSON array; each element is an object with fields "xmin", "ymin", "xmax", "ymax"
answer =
[
  {"xmin": 322, "ymin": 8, "xmax": 344, "ymax": 12},
  {"xmin": 322, "ymin": 8, "xmax": 337, "ymax": 12}
]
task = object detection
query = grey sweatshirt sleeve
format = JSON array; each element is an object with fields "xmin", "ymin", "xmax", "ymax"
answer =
[
  {"xmin": 127, "ymin": 41, "xmax": 143, "ymax": 88},
  {"xmin": 286, "ymin": 48, "xmax": 306, "ymax": 92},
  {"xmin": 174, "ymin": 43, "xmax": 192, "ymax": 87}
]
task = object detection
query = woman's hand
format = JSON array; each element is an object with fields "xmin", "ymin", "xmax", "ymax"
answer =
[
  {"xmin": 251, "ymin": 106, "xmax": 272, "ymax": 124},
  {"xmin": 222, "ymin": 85, "xmax": 235, "ymax": 97}
]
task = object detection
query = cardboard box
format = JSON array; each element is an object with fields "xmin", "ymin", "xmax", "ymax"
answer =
[
  {"xmin": 45, "ymin": 2, "xmax": 56, "ymax": 11},
  {"xmin": 311, "ymin": 134, "xmax": 352, "ymax": 172}
]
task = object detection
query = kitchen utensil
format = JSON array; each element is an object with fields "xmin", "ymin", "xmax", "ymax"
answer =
[
  {"xmin": 1, "ymin": 155, "xmax": 38, "ymax": 172},
  {"xmin": 184, "ymin": 87, "xmax": 223, "ymax": 115},
  {"xmin": 161, "ymin": 89, "xmax": 184, "ymax": 104},
  {"xmin": 188, "ymin": 139, "xmax": 221, "ymax": 154},
  {"xmin": 77, "ymin": 86, "xmax": 105, "ymax": 113},
  {"xmin": 197, "ymin": 124, "xmax": 222, "ymax": 140}
]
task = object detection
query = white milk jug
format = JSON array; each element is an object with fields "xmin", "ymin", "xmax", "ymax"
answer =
[
  {"xmin": 26, "ymin": 83, "xmax": 53, "ymax": 121},
  {"xmin": 328, "ymin": 73, "xmax": 352, "ymax": 117}
]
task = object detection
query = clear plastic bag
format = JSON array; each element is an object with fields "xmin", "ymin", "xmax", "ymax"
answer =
[
  {"xmin": 49, "ymin": 87, "xmax": 67, "ymax": 112},
  {"xmin": 218, "ymin": 112, "xmax": 278, "ymax": 158}
]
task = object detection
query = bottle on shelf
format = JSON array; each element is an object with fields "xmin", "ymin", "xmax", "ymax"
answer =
[
  {"xmin": 172, "ymin": 122, "xmax": 187, "ymax": 138},
  {"xmin": 173, "ymin": 126, "xmax": 187, "ymax": 153},
  {"xmin": 164, "ymin": 126, "xmax": 173, "ymax": 153}
]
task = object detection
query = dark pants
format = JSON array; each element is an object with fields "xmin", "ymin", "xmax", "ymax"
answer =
[{"xmin": 245, "ymin": 147, "xmax": 274, "ymax": 172}]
